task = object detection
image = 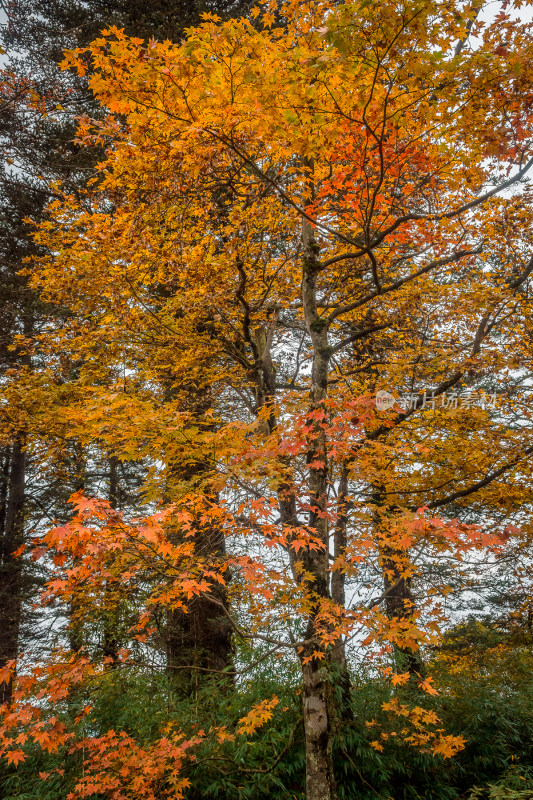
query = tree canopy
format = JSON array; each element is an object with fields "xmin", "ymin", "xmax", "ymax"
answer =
[{"xmin": 1, "ymin": 1, "xmax": 533, "ymax": 799}]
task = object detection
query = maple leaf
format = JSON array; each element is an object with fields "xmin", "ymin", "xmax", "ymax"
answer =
[
  {"xmin": 0, "ymin": 660, "xmax": 16, "ymax": 686},
  {"xmin": 419, "ymin": 677, "xmax": 439, "ymax": 696},
  {"xmin": 431, "ymin": 735, "xmax": 466, "ymax": 758},
  {"xmin": 391, "ymin": 672, "xmax": 410, "ymax": 687},
  {"xmin": 237, "ymin": 697, "xmax": 279, "ymax": 736},
  {"xmin": 6, "ymin": 750, "xmax": 25, "ymax": 766}
]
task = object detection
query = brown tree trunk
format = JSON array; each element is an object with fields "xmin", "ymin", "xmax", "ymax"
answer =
[
  {"xmin": 381, "ymin": 544, "xmax": 425, "ymax": 677},
  {"xmin": 165, "ymin": 509, "xmax": 233, "ymax": 683},
  {"xmin": 0, "ymin": 435, "xmax": 26, "ymax": 704},
  {"xmin": 375, "ymin": 501, "xmax": 425, "ymax": 678},
  {"xmin": 164, "ymin": 389, "xmax": 233, "ymax": 688}
]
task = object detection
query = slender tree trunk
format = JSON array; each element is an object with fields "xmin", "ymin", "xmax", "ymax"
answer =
[
  {"xmin": 300, "ymin": 213, "xmax": 337, "ymax": 800},
  {"xmin": 0, "ymin": 435, "xmax": 26, "ymax": 703}
]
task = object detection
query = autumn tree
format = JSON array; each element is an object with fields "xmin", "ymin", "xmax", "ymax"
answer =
[
  {"xmin": 0, "ymin": 0, "xmax": 253, "ymax": 706},
  {"xmin": 2, "ymin": 1, "xmax": 533, "ymax": 799}
]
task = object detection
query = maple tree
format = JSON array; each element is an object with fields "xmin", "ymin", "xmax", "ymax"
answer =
[
  {"xmin": 0, "ymin": 0, "xmax": 252, "ymax": 710},
  {"xmin": 2, "ymin": 0, "xmax": 533, "ymax": 798}
]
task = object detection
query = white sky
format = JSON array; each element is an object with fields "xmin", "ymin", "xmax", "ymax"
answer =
[{"xmin": 1, "ymin": 0, "xmax": 533, "ymax": 65}]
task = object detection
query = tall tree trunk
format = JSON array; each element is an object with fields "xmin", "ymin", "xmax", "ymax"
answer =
[
  {"xmin": 165, "ymin": 502, "xmax": 233, "ymax": 683},
  {"xmin": 375, "ymin": 502, "xmax": 425, "ymax": 678},
  {"xmin": 0, "ymin": 435, "xmax": 26, "ymax": 704},
  {"xmin": 164, "ymin": 390, "xmax": 233, "ymax": 689},
  {"xmin": 300, "ymin": 213, "xmax": 337, "ymax": 800},
  {"xmin": 381, "ymin": 543, "xmax": 425, "ymax": 677},
  {"xmin": 301, "ymin": 654, "xmax": 337, "ymax": 800}
]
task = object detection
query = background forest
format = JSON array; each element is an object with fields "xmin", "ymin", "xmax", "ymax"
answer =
[{"xmin": 0, "ymin": 1, "xmax": 532, "ymax": 799}]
